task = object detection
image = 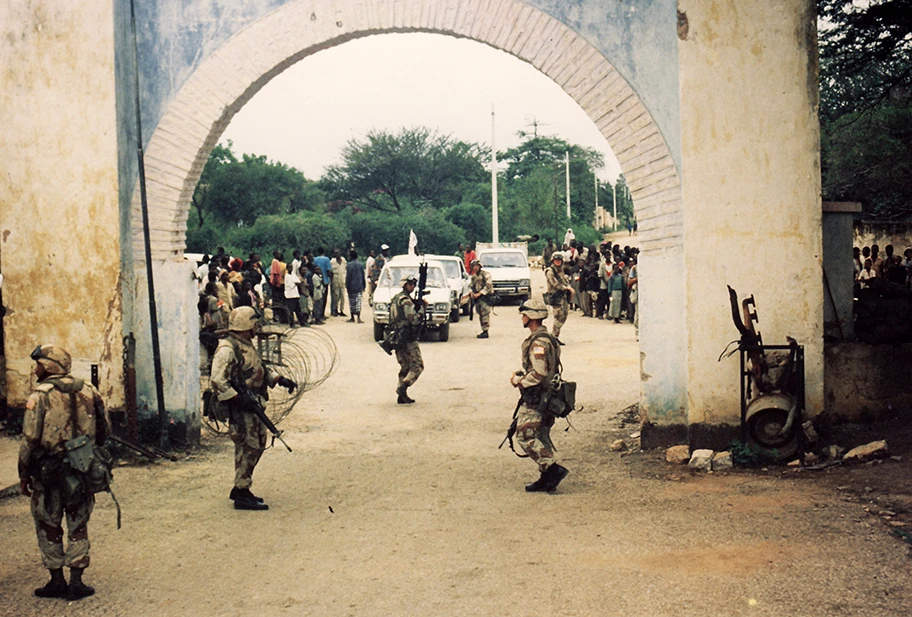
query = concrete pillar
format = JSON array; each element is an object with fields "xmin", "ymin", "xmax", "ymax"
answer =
[
  {"xmin": 673, "ymin": 0, "xmax": 823, "ymax": 449},
  {"xmin": 0, "ymin": 1, "xmax": 124, "ymax": 412}
]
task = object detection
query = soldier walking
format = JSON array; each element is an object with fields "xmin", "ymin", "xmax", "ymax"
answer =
[
  {"xmin": 18, "ymin": 344, "xmax": 110, "ymax": 600},
  {"xmin": 470, "ymin": 258, "xmax": 494, "ymax": 339},
  {"xmin": 545, "ymin": 252, "xmax": 572, "ymax": 343},
  {"xmin": 390, "ymin": 275, "xmax": 425, "ymax": 404},
  {"xmin": 210, "ymin": 307, "xmax": 297, "ymax": 510},
  {"xmin": 510, "ymin": 300, "xmax": 569, "ymax": 492}
]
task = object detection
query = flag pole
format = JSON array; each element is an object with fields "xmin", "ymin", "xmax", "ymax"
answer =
[{"xmin": 491, "ymin": 104, "xmax": 499, "ymax": 246}]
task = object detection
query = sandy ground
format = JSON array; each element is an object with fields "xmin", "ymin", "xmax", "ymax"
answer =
[{"xmin": 2, "ymin": 270, "xmax": 912, "ymax": 616}]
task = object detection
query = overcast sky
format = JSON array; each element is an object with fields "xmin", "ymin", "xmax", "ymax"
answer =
[{"xmin": 221, "ymin": 32, "xmax": 622, "ymax": 183}]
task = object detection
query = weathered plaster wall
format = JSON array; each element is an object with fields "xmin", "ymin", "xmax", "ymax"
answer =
[
  {"xmin": 0, "ymin": 1, "xmax": 124, "ymax": 409},
  {"xmin": 678, "ymin": 1, "xmax": 823, "ymax": 431},
  {"xmin": 853, "ymin": 221, "xmax": 912, "ymax": 255},
  {"xmin": 825, "ymin": 343, "xmax": 912, "ymax": 423}
]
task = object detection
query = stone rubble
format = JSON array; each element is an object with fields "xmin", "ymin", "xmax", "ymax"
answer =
[
  {"xmin": 688, "ymin": 449, "xmax": 714, "ymax": 472},
  {"xmin": 665, "ymin": 445, "xmax": 690, "ymax": 465},
  {"xmin": 843, "ymin": 440, "xmax": 889, "ymax": 463}
]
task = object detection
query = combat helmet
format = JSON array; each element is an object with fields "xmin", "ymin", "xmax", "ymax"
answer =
[
  {"xmin": 400, "ymin": 274, "xmax": 418, "ymax": 287},
  {"xmin": 518, "ymin": 299, "xmax": 549, "ymax": 320},
  {"xmin": 30, "ymin": 344, "xmax": 72, "ymax": 375},
  {"xmin": 228, "ymin": 306, "xmax": 260, "ymax": 332}
]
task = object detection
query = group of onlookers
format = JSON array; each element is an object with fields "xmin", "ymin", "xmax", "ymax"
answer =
[
  {"xmin": 853, "ymin": 243, "xmax": 912, "ymax": 292},
  {"xmin": 542, "ymin": 239, "xmax": 639, "ymax": 328},
  {"xmin": 195, "ymin": 244, "xmax": 380, "ymax": 332}
]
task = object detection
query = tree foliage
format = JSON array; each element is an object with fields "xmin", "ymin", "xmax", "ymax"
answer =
[
  {"xmin": 819, "ymin": 0, "xmax": 912, "ymax": 216},
  {"xmin": 322, "ymin": 127, "xmax": 487, "ymax": 212}
]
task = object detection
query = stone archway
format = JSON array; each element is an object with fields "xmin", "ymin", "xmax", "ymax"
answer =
[{"xmin": 130, "ymin": 0, "xmax": 687, "ymax": 439}]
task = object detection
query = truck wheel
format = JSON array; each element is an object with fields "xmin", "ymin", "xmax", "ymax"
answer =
[
  {"xmin": 450, "ymin": 307, "xmax": 460, "ymax": 323},
  {"xmin": 438, "ymin": 323, "xmax": 450, "ymax": 342},
  {"xmin": 373, "ymin": 322, "xmax": 385, "ymax": 342}
]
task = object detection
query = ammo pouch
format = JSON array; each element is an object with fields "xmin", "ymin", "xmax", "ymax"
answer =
[
  {"xmin": 544, "ymin": 377, "xmax": 577, "ymax": 418},
  {"xmin": 542, "ymin": 291, "xmax": 563, "ymax": 307}
]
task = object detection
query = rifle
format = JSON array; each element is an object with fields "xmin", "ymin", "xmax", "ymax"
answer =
[
  {"xmin": 229, "ymin": 377, "xmax": 293, "ymax": 452},
  {"xmin": 498, "ymin": 397, "xmax": 528, "ymax": 457},
  {"xmin": 415, "ymin": 261, "xmax": 430, "ymax": 336}
]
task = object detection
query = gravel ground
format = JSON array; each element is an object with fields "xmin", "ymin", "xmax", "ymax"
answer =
[{"xmin": 1, "ymin": 270, "xmax": 910, "ymax": 616}]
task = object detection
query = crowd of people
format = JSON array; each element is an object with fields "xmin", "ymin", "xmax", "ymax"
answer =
[
  {"xmin": 540, "ymin": 237, "xmax": 640, "ymax": 330},
  {"xmin": 195, "ymin": 244, "xmax": 397, "ymax": 333},
  {"xmin": 853, "ymin": 243, "xmax": 912, "ymax": 291}
]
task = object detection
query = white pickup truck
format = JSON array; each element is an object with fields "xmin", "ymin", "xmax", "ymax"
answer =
[
  {"xmin": 371, "ymin": 256, "xmax": 454, "ymax": 342},
  {"xmin": 475, "ymin": 244, "xmax": 532, "ymax": 303}
]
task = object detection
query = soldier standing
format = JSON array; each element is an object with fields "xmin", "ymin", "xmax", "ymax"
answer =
[
  {"xmin": 510, "ymin": 300, "xmax": 569, "ymax": 492},
  {"xmin": 470, "ymin": 258, "xmax": 494, "ymax": 339},
  {"xmin": 18, "ymin": 344, "xmax": 110, "ymax": 600},
  {"xmin": 210, "ymin": 307, "xmax": 297, "ymax": 510},
  {"xmin": 545, "ymin": 252, "xmax": 572, "ymax": 343},
  {"xmin": 390, "ymin": 275, "xmax": 425, "ymax": 404}
]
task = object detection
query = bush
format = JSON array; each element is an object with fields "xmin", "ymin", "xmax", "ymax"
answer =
[
  {"xmin": 223, "ymin": 212, "xmax": 350, "ymax": 257},
  {"xmin": 342, "ymin": 209, "xmax": 466, "ymax": 256}
]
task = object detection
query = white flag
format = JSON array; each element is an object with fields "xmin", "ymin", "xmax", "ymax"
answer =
[{"xmin": 408, "ymin": 229, "xmax": 418, "ymax": 255}]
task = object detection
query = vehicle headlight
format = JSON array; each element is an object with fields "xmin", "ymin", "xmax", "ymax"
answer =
[
  {"xmin": 374, "ymin": 303, "xmax": 388, "ymax": 312},
  {"xmin": 434, "ymin": 303, "xmax": 449, "ymax": 312},
  {"xmin": 520, "ymin": 279, "xmax": 530, "ymax": 287}
]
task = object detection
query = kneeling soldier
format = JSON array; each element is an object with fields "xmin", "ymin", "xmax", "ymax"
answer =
[
  {"xmin": 211, "ymin": 307, "xmax": 297, "ymax": 510},
  {"xmin": 19, "ymin": 344, "xmax": 110, "ymax": 600},
  {"xmin": 510, "ymin": 300, "xmax": 569, "ymax": 492}
]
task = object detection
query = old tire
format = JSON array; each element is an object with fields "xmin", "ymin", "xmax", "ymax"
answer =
[{"xmin": 450, "ymin": 308, "xmax": 460, "ymax": 323}]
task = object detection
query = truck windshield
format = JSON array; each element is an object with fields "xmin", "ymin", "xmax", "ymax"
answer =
[
  {"xmin": 379, "ymin": 266, "xmax": 447, "ymax": 288},
  {"xmin": 480, "ymin": 252, "xmax": 526, "ymax": 268}
]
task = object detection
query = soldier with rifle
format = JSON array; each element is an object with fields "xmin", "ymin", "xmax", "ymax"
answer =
[
  {"xmin": 210, "ymin": 306, "xmax": 297, "ymax": 510},
  {"xmin": 389, "ymin": 270, "xmax": 427, "ymax": 404},
  {"xmin": 507, "ymin": 299, "xmax": 569, "ymax": 492}
]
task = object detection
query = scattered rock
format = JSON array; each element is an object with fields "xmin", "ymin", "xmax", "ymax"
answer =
[
  {"xmin": 610, "ymin": 439, "xmax": 626, "ymax": 452},
  {"xmin": 891, "ymin": 456, "xmax": 903, "ymax": 462},
  {"xmin": 629, "ymin": 431, "xmax": 641, "ymax": 439},
  {"xmin": 803, "ymin": 421, "xmax": 819, "ymax": 443},
  {"xmin": 688, "ymin": 449, "xmax": 714, "ymax": 472},
  {"xmin": 824, "ymin": 445, "xmax": 846, "ymax": 460},
  {"xmin": 889, "ymin": 521, "xmax": 907, "ymax": 528},
  {"xmin": 667, "ymin": 474, "xmax": 683, "ymax": 482},
  {"xmin": 804, "ymin": 452, "xmax": 819, "ymax": 464},
  {"xmin": 666, "ymin": 445, "xmax": 690, "ymax": 465},
  {"xmin": 844, "ymin": 440, "xmax": 889, "ymax": 463},
  {"xmin": 788, "ymin": 459, "xmax": 801, "ymax": 467},
  {"xmin": 712, "ymin": 451, "xmax": 733, "ymax": 471}
]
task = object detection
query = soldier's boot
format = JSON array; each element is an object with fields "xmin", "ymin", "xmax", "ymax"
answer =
[
  {"xmin": 234, "ymin": 494, "xmax": 269, "ymax": 511},
  {"xmin": 543, "ymin": 464, "xmax": 570, "ymax": 493},
  {"xmin": 524, "ymin": 473, "xmax": 550, "ymax": 492},
  {"xmin": 34, "ymin": 568, "xmax": 68, "ymax": 598},
  {"xmin": 66, "ymin": 568, "xmax": 95, "ymax": 601},
  {"xmin": 396, "ymin": 384, "xmax": 415, "ymax": 405},
  {"xmin": 230, "ymin": 487, "xmax": 264, "ymax": 503},
  {"xmin": 477, "ymin": 331, "xmax": 489, "ymax": 339}
]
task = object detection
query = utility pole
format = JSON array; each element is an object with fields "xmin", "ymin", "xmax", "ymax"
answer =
[
  {"xmin": 594, "ymin": 173, "xmax": 599, "ymax": 229},
  {"xmin": 612, "ymin": 179, "xmax": 618, "ymax": 232},
  {"xmin": 491, "ymin": 104, "xmax": 499, "ymax": 246},
  {"xmin": 565, "ymin": 151, "xmax": 571, "ymax": 219}
]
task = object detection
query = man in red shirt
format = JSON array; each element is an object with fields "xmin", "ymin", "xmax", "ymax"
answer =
[{"xmin": 464, "ymin": 243, "xmax": 477, "ymax": 275}]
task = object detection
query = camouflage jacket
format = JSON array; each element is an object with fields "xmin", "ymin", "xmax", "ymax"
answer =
[
  {"xmin": 210, "ymin": 333, "xmax": 278, "ymax": 402},
  {"xmin": 471, "ymin": 269, "xmax": 493, "ymax": 296}
]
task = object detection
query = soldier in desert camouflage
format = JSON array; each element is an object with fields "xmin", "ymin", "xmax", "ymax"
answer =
[
  {"xmin": 389, "ymin": 275, "xmax": 426, "ymax": 404},
  {"xmin": 19, "ymin": 344, "xmax": 110, "ymax": 601},
  {"xmin": 544, "ymin": 252, "xmax": 572, "ymax": 343},
  {"xmin": 470, "ymin": 258, "xmax": 494, "ymax": 339},
  {"xmin": 510, "ymin": 300, "xmax": 569, "ymax": 493},
  {"xmin": 210, "ymin": 306, "xmax": 297, "ymax": 511}
]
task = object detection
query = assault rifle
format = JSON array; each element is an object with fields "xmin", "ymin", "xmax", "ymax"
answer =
[
  {"xmin": 228, "ymin": 377, "xmax": 293, "ymax": 452},
  {"xmin": 415, "ymin": 261, "xmax": 430, "ymax": 336}
]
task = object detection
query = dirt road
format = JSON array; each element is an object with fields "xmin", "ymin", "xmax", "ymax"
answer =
[{"xmin": 2, "ymin": 272, "xmax": 911, "ymax": 616}]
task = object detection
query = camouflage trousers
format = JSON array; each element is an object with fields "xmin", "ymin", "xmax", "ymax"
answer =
[
  {"xmin": 515, "ymin": 405, "xmax": 557, "ymax": 473},
  {"xmin": 395, "ymin": 341, "xmax": 424, "ymax": 387},
  {"xmin": 476, "ymin": 301, "xmax": 491, "ymax": 332},
  {"xmin": 551, "ymin": 299, "xmax": 569, "ymax": 337},
  {"xmin": 229, "ymin": 409, "xmax": 267, "ymax": 490},
  {"xmin": 30, "ymin": 479, "xmax": 95, "ymax": 570}
]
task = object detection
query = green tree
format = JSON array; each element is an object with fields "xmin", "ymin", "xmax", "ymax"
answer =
[
  {"xmin": 322, "ymin": 127, "xmax": 487, "ymax": 213},
  {"xmin": 223, "ymin": 212, "xmax": 350, "ymax": 258},
  {"xmin": 819, "ymin": 0, "xmax": 912, "ymax": 216}
]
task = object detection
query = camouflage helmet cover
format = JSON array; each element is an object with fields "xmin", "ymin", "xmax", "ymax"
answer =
[
  {"xmin": 518, "ymin": 299, "xmax": 549, "ymax": 320},
  {"xmin": 400, "ymin": 274, "xmax": 419, "ymax": 286},
  {"xmin": 228, "ymin": 306, "xmax": 260, "ymax": 332},
  {"xmin": 30, "ymin": 344, "xmax": 72, "ymax": 375}
]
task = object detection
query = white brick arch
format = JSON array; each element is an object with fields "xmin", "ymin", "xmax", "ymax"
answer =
[{"xmin": 136, "ymin": 0, "xmax": 682, "ymax": 263}]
